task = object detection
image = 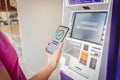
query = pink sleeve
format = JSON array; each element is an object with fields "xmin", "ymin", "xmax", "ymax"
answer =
[{"xmin": 0, "ymin": 59, "xmax": 3, "ymax": 70}]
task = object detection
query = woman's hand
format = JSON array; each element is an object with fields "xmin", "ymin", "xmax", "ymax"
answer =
[{"xmin": 46, "ymin": 42, "xmax": 64, "ymax": 70}]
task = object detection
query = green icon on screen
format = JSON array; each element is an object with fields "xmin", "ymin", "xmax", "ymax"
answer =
[{"xmin": 56, "ymin": 30, "xmax": 64, "ymax": 40}]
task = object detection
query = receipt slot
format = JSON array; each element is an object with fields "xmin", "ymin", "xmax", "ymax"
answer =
[{"xmin": 59, "ymin": 9, "xmax": 113, "ymax": 80}]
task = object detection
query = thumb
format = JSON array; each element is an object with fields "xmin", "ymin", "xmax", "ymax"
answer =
[{"xmin": 58, "ymin": 42, "xmax": 64, "ymax": 51}]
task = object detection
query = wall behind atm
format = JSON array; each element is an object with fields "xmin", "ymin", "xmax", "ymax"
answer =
[{"xmin": 16, "ymin": 0, "xmax": 62, "ymax": 79}]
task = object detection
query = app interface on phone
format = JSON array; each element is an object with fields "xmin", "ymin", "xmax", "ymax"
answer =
[{"xmin": 47, "ymin": 26, "xmax": 69, "ymax": 53}]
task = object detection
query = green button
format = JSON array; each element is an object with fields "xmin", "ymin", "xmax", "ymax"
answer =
[{"xmin": 56, "ymin": 30, "xmax": 64, "ymax": 40}]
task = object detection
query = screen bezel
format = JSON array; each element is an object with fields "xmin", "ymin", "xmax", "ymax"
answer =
[{"xmin": 70, "ymin": 11, "xmax": 108, "ymax": 45}]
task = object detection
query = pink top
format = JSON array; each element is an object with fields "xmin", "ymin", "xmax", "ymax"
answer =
[{"xmin": 0, "ymin": 31, "xmax": 26, "ymax": 80}]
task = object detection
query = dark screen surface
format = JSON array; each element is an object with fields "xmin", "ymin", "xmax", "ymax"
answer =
[{"xmin": 70, "ymin": 12, "xmax": 107, "ymax": 45}]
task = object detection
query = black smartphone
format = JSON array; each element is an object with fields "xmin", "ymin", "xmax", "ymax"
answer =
[{"xmin": 47, "ymin": 25, "xmax": 69, "ymax": 53}]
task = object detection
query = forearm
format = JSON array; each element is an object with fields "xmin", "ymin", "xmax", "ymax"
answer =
[
  {"xmin": 29, "ymin": 42, "xmax": 63, "ymax": 80},
  {"xmin": 0, "ymin": 66, "xmax": 11, "ymax": 80},
  {"xmin": 29, "ymin": 63, "xmax": 55, "ymax": 80}
]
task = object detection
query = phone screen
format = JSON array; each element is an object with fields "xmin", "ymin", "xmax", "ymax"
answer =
[{"xmin": 47, "ymin": 25, "xmax": 69, "ymax": 53}]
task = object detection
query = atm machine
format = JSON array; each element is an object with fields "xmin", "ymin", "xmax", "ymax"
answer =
[{"xmin": 59, "ymin": 0, "xmax": 117, "ymax": 80}]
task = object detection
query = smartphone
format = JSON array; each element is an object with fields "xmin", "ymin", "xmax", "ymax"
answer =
[{"xmin": 47, "ymin": 25, "xmax": 69, "ymax": 53}]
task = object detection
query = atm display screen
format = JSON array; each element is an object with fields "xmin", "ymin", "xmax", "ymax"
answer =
[{"xmin": 70, "ymin": 12, "xmax": 107, "ymax": 44}]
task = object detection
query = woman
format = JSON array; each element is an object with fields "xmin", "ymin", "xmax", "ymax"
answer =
[{"xmin": 0, "ymin": 31, "xmax": 64, "ymax": 80}]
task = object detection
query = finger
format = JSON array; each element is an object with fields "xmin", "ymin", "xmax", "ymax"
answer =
[
  {"xmin": 58, "ymin": 42, "xmax": 64, "ymax": 50},
  {"xmin": 56, "ymin": 42, "xmax": 64, "ymax": 56},
  {"xmin": 45, "ymin": 47, "xmax": 48, "ymax": 52},
  {"xmin": 45, "ymin": 47, "xmax": 51, "ymax": 54},
  {"xmin": 48, "ymin": 42, "xmax": 50, "ymax": 45}
]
